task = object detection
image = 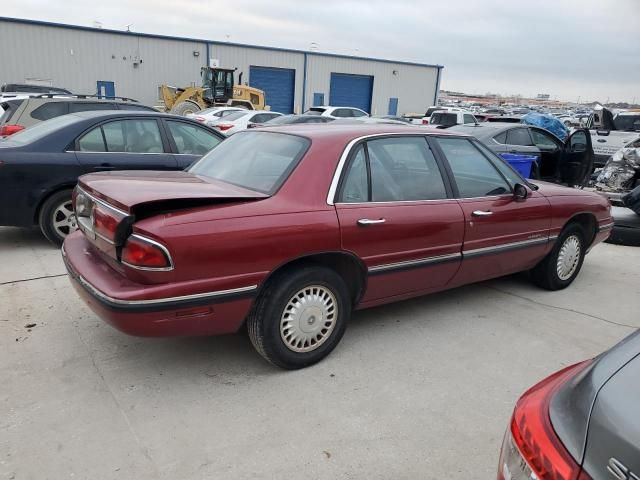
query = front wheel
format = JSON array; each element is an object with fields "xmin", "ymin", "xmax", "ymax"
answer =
[
  {"xmin": 247, "ymin": 266, "xmax": 350, "ymax": 369},
  {"xmin": 530, "ymin": 224, "xmax": 586, "ymax": 290},
  {"xmin": 38, "ymin": 189, "xmax": 76, "ymax": 246}
]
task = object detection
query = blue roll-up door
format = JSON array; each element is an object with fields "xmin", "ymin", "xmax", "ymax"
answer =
[
  {"xmin": 329, "ymin": 73, "xmax": 374, "ymax": 113},
  {"xmin": 249, "ymin": 66, "xmax": 295, "ymax": 114}
]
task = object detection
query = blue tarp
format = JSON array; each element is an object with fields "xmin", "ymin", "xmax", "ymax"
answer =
[{"xmin": 521, "ymin": 112, "xmax": 569, "ymax": 141}]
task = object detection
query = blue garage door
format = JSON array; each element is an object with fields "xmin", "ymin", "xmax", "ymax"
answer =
[
  {"xmin": 329, "ymin": 73, "xmax": 374, "ymax": 113},
  {"xmin": 249, "ymin": 66, "xmax": 295, "ymax": 114}
]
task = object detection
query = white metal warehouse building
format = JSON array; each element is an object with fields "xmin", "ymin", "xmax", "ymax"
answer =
[{"xmin": 0, "ymin": 17, "xmax": 443, "ymax": 115}]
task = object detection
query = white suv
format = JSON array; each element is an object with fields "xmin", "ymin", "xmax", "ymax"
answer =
[
  {"xmin": 303, "ymin": 106, "xmax": 369, "ymax": 119},
  {"xmin": 427, "ymin": 110, "xmax": 478, "ymax": 128}
]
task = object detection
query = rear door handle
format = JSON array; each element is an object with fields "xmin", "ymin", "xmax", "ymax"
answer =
[
  {"xmin": 357, "ymin": 218, "xmax": 386, "ymax": 226},
  {"xmin": 93, "ymin": 164, "xmax": 116, "ymax": 170},
  {"xmin": 472, "ymin": 210, "xmax": 493, "ymax": 217}
]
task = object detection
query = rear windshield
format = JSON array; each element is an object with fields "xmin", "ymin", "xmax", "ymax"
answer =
[
  {"xmin": 430, "ymin": 112, "xmax": 458, "ymax": 126},
  {"xmin": 188, "ymin": 131, "xmax": 310, "ymax": 194},
  {"xmin": 0, "ymin": 99, "xmax": 24, "ymax": 124},
  {"xmin": 223, "ymin": 111, "xmax": 250, "ymax": 121},
  {"xmin": 2, "ymin": 114, "xmax": 79, "ymax": 144},
  {"xmin": 304, "ymin": 108, "xmax": 325, "ymax": 116}
]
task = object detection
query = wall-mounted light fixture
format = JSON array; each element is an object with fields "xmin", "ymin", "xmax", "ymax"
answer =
[
  {"xmin": 193, "ymin": 51, "xmax": 200, "ymax": 57},
  {"xmin": 392, "ymin": 70, "xmax": 399, "ymax": 76}
]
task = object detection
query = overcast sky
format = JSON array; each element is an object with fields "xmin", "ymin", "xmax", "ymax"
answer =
[{"xmin": 3, "ymin": 0, "xmax": 639, "ymax": 102}]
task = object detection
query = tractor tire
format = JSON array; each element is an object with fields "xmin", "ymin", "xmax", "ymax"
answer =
[{"xmin": 170, "ymin": 101, "xmax": 201, "ymax": 116}]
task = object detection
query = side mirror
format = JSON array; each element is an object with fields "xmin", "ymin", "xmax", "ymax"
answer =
[{"xmin": 514, "ymin": 183, "xmax": 529, "ymax": 200}]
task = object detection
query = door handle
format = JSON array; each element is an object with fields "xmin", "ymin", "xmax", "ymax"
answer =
[
  {"xmin": 93, "ymin": 163, "xmax": 116, "ymax": 170},
  {"xmin": 472, "ymin": 210, "xmax": 493, "ymax": 217},
  {"xmin": 357, "ymin": 218, "xmax": 386, "ymax": 226}
]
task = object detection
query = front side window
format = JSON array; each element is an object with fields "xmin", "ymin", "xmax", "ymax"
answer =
[
  {"xmin": 436, "ymin": 137, "xmax": 510, "ymax": 197},
  {"xmin": 101, "ymin": 119, "xmax": 163, "ymax": 153},
  {"xmin": 188, "ymin": 131, "xmax": 309, "ymax": 194},
  {"xmin": 530, "ymin": 129, "xmax": 561, "ymax": 151},
  {"xmin": 333, "ymin": 109, "xmax": 352, "ymax": 118},
  {"xmin": 166, "ymin": 121, "xmax": 221, "ymax": 155},
  {"xmin": 337, "ymin": 136, "xmax": 448, "ymax": 203}
]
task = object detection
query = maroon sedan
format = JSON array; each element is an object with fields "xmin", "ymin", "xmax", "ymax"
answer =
[{"xmin": 63, "ymin": 125, "xmax": 612, "ymax": 369}]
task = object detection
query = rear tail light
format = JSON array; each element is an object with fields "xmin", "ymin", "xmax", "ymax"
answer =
[
  {"xmin": 216, "ymin": 123, "xmax": 234, "ymax": 131},
  {"xmin": 422, "ymin": 119, "xmax": 429, "ymax": 125},
  {"xmin": 121, "ymin": 235, "xmax": 173, "ymax": 270},
  {"xmin": 93, "ymin": 205, "xmax": 127, "ymax": 243},
  {"xmin": 0, "ymin": 124, "xmax": 25, "ymax": 136},
  {"xmin": 497, "ymin": 361, "xmax": 593, "ymax": 480},
  {"xmin": 74, "ymin": 188, "xmax": 131, "ymax": 245},
  {"xmin": 194, "ymin": 116, "xmax": 205, "ymax": 122}
]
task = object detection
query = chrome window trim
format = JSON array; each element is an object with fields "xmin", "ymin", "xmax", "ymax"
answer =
[
  {"xmin": 122, "ymin": 234, "xmax": 175, "ymax": 272},
  {"xmin": 76, "ymin": 187, "xmax": 129, "ymax": 217},
  {"xmin": 67, "ymin": 150, "xmax": 167, "ymax": 155},
  {"xmin": 368, "ymin": 252, "xmax": 461, "ymax": 273},
  {"xmin": 335, "ymin": 198, "xmax": 458, "ymax": 206}
]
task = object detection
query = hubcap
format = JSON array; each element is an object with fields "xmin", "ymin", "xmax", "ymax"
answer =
[
  {"xmin": 556, "ymin": 235, "xmax": 581, "ymax": 280},
  {"xmin": 280, "ymin": 285, "xmax": 337, "ymax": 353},
  {"xmin": 52, "ymin": 200, "xmax": 77, "ymax": 238}
]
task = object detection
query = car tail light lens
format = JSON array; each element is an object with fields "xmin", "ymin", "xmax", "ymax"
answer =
[
  {"xmin": 216, "ymin": 123, "xmax": 234, "ymax": 131},
  {"xmin": 194, "ymin": 116, "xmax": 205, "ymax": 122},
  {"xmin": 422, "ymin": 119, "xmax": 429, "ymax": 125},
  {"xmin": 93, "ymin": 205, "xmax": 127, "ymax": 243},
  {"xmin": 0, "ymin": 124, "xmax": 25, "ymax": 136},
  {"xmin": 497, "ymin": 361, "xmax": 593, "ymax": 480},
  {"xmin": 121, "ymin": 235, "xmax": 172, "ymax": 270}
]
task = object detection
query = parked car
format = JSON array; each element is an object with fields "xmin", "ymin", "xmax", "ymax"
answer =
[
  {"xmin": 186, "ymin": 106, "xmax": 245, "ymax": 124},
  {"xmin": 208, "ymin": 110, "xmax": 283, "ymax": 134},
  {"xmin": 421, "ymin": 106, "xmax": 464, "ymax": 125},
  {"xmin": 497, "ymin": 329, "xmax": 640, "ymax": 480},
  {"xmin": 427, "ymin": 110, "xmax": 478, "ymax": 128},
  {"xmin": 303, "ymin": 106, "xmax": 369, "ymax": 119},
  {"xmin": 0, "ymin": 111, "xmax": 224, "ymax": 244},
  {"xmin": 0, "ymin": 94, "xmax": 156, "ymax": 137},
  {"xmin": 588, "ymin": 109, "xmax": 640, "ymax": 166},
  {"xmin": 63, "ymin": 124, "xmax": 612, "ymax": 369},
  {"xmin": 450, "ymin": 122, "xmax": 594, "ymax": 186},
  {"xmin": 258, "ymin": 114, "xmax": 334, "ymax": 127}
]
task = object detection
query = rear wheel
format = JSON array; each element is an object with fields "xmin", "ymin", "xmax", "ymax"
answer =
[
  {"xmin": 530, "ymin": 224, "xmax": 586, "ymax": 290},
  {"xmin": 38, "ymin": 189, "xmax": 76, "ymax": 246},
  {"xmin": 170, "ymin": 101, "xmax": 201, "ymax": 116},
  {"xmin": 247, "ymin": 266, "xmax": 350, "ymax": 369}
]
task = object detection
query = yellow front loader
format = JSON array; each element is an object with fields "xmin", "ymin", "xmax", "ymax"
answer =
[{"xmin": 160, "ymin": 67, "xmax": 267, "ymax": 115}]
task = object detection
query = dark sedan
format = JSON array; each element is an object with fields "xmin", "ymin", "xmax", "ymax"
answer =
[
  {"xmin": 450, "ymin": 122, "xmax": 594, "ymax": 186},
  {"xmin": 0, "ymin": 111, "xmax": 224, "ymax": 244},
  {"xmin": 498, "ymin": 329, "xmax": 640, "ymax": 480}
]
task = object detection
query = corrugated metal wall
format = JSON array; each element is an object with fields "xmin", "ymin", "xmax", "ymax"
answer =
[
  {"xmin": 0, "ymin": 19, "xmax": 440, "ymax": 115},
  {"xmin": 0, "ymin": 22, "xmax": 205, "ymax": 107},
  {"xmin": 305, "ymin": 55, "xmax": 439, "ymax": 115}
]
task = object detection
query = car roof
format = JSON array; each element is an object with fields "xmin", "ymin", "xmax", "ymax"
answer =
[{"xmin": 241, "ymin": 123, "xmax": 463, "ymax": 141}]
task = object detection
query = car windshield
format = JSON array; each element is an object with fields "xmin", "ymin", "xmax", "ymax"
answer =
[
  {"xmin": 614, "ymin": 114, "xmax": 640, "ymax": 132},
  {"xmin": 430, "ymin": 112, "xmax": 457, "ymax": 126},
  {"xmin": 1, "ymin": 114, "xmax": 79, "ymax": 144},
  {"xmin": 188, "ymin": 131, "xmax": 310, "ymax": 194}
]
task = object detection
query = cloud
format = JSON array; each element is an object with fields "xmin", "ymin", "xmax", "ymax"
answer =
[{"xmin": 3, "ymin": 0, "xmax": 639, "ymax": 101}]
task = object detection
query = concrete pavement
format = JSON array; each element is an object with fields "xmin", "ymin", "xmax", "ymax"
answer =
[{"xmin": 1, "ymin": 226, "xmax": 638, "ymax": 479}]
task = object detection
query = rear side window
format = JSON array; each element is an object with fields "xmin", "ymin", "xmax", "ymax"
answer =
[
  {"xmin": 70, "ymin": 102, "xmax": 117, "ymax": 113},
  {"xmin": 30, "ymin": 102, "xmax": 69, "ymax": 121},
  {"xmin": 333, "ymin": 109, "xmax": 353, "ymax": 118},
  {"xmin": 351, "ymin": 109, "xmax": 367, "ymax": 117},
  {"xmin": 506, "ymin": 128, "xmax": 534, "ymax": 146},
  {"xmin": 338, "ymin": 136, "xmax": 448, "ymax": 202},
  {"xmin": 463, "ymin": 114, "xmax": 476, "ymax": 124},
  {"xmin": 166, "ymin": 121, "xmax": 221, "ymax": 154},
  {"xmin": 78, "ymin": 119, "xmax": 164, "ymax": 153},
  {"xmin": 493, "ymin": 131, "xmax": 507, "ymax": 144},
  {"xmin": 436, "ymin": 137, "xmax": 510, "ymax": 197}
]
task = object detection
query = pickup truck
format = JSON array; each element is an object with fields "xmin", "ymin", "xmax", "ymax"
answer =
[{"xmin": 588, "ymin": 109, "xmax": 640, "ymax": 167}]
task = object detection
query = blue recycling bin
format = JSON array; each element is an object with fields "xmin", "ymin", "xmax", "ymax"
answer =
[{"xmin": 499, "ymin": 153, "xmax": 537, "ymax": 178}]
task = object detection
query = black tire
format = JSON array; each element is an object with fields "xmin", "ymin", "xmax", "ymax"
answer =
[
  {"xmin": 247, "ymin": 266, "xmax": 350, "ymax": 369},
  {"xmin": 530, "ymin": 223, "xmax": 587, "ymax": 290},
  {"xmin": 38, "ymin": 189, "xmax": 76, "ymax": 246}
]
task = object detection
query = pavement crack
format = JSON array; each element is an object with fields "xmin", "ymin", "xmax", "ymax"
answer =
[
  {"xmin": 485, "ymin": 285, "xmax": 638, "ymax": 330},
  {"xmin": 0, "ymin": 273, "xmax": 67, "ymax": 286},
  {"xmin": 73, "ymin": 324, "xmax": 161, "ymax": 475}
]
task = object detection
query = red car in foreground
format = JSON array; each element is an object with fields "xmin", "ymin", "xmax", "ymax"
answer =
[{"xmin": 63, "ymin": 124, "xmax": 612, "ymax": 369}]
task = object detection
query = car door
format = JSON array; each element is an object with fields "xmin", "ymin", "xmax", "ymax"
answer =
[
  {"xmin": 334, "ymin": 135, "xmax": 465, "ymax": 303},
  {"xmin": 74, "ymin": 118, "xmax": 177, "ymax": 172},
  {"xmin": 433, "ymin": 136, "xmax": 551, "ymax": 285},
  {"xmin": 163, "ymin": 119, "xmax": 224, "ymax": 168},
  {"xmin": 558, "ymin": 128, "xmax": 594, "ymax": 186}
]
